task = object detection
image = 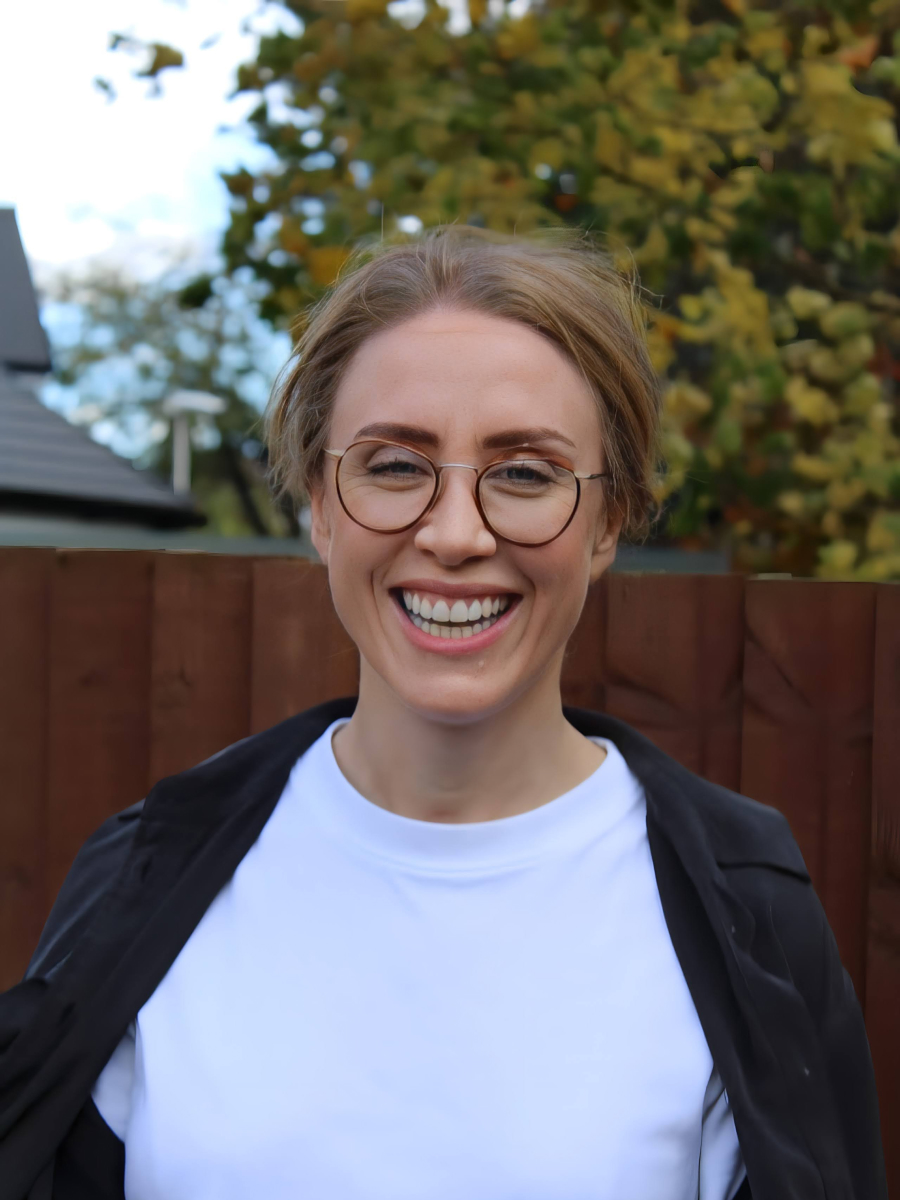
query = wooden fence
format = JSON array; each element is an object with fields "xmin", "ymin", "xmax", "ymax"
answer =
[{"xmin": 1, "ymin": 549, "xmax": 898, "ymax": 1180}]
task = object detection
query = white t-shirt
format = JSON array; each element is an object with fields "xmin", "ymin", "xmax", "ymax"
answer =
[{"xmin": 93, "ymin": 720, "xmax": 746, "ymax": 1200}]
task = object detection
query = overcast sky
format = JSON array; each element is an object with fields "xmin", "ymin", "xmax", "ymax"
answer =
[
  {"xmin": 1, "ymin": 0, "xmax": 511, "ymax": 284},
  {"xmin": 0, "ymin": 0, "xmax": 300, "ymax": 279}
]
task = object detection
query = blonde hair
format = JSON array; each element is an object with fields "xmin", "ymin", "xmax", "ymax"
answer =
[{"xmin": 266, "ymin": 225, "xmax": 662, "ymax": 539}]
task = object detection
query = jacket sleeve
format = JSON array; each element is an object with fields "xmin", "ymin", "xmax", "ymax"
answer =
[
  {"xmin": 0, "ymin": 804, "xmax": 141, "ymax": 1200},
  {"xmin": 26, "ymin": 802, "xmax": 145, "ymax": 980},
  {"xmin": 773, "ymin": 879, "xmax": 888, "ymax": 1200}
]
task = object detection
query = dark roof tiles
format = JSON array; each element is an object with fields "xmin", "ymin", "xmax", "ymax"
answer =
[
  {"xmin": 0, "ymin": 377, "xmax": 200, "ymax": 523},
  {"xmin": 0, "ymin": 208, "xmax": 52, "ymax": 373}
]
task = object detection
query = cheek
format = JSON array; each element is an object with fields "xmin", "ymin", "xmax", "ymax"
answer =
[{"xmin": 519, "ymin": 529, "xmax": 595, "ymax": 624}]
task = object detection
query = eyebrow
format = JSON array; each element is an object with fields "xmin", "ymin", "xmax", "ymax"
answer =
[{"xmin": 352, "ymin": 422, "xmax": 578, "ymax": 453}]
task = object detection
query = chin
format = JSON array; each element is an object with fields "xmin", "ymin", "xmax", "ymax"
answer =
[{"xmin": 370, "ymin": 653, "xmax": 556, "ymax": 729}]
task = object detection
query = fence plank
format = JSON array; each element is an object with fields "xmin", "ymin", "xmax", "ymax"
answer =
[
  {"xmin": 740, "ymin": 580, "xmax": 876, "ymax": 998},
  {"xmin": 250, "ymin": 559, "xmax": 359, "ymax": 733},
  {"xmin": 0, "ymin": 550, "xmax": 52, "ymax": 986},
  {"xmin": 867, "ymin": 584, "xmax": 900, "ymax": 1190},
  {"xmin": 561, "ymin": 578, "xmax": 608, "ymax": 712},
  {"xmin": 601, "ymin": 574, "xmax": 745, "ymax": 790},
  {"xmin": 46, "ymin": 551, "xmax": 153, "ymax": 908},
  {"xmin": 150, "ymin": 554, "xmax": 254, "ymax": 781}
]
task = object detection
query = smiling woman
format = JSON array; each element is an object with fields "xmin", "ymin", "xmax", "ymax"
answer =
[{"xmin": 0, "ymin": 228, "xmax": 886, "ymax": 1200}]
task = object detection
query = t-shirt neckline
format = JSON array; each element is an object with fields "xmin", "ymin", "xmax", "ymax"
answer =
[{"xmin": 290, "ymin": 719, "xmax": 644, "ymax": 874}]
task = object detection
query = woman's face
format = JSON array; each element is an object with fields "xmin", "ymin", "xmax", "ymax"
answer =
[{"xmin": 309, "ymin": 308, "xmax": 620, "ymax": 724}]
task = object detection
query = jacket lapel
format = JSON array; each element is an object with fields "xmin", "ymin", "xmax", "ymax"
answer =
[{"xmin": 562, "ymin": 708, "xmax": 853, "ymax": 1200}]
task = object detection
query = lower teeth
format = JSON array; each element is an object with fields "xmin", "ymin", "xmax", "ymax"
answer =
[{"xmin": 408, "ymin": 611, "xmax": 498, "ymax": 638}]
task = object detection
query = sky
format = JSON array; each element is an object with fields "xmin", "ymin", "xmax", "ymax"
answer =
[
  {"xmin": 0, "ymin": 0, "xmax": 485, "ymax": 282},
  {"xmin": 0, "ymin": 0, "xmax": 299, "ymax": 279}
]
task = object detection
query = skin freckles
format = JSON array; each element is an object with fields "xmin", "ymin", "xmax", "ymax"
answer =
[{"xmin": 309, "ymin": 307, "xmax": 622, "ymax": 825}]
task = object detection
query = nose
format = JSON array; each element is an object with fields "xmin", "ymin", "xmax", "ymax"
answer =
[{"xmin": 413, "ymin": 467, "xmax": 497, "ymax": 564}]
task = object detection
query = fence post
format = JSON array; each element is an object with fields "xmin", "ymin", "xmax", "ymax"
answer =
[
  {"xmin": 47, "ymin": 551, "xmax": 154, "ymax": 911},
  {"xmin": 740, "ymin": 579, "xmax": 876, "ymax": 999},
  {"xmin": 601, "ymin": 574, "xmax": 745, "ymax": 790},
  {"xmin": 250, "ymin": 558, "xmax": 359, "ymax": 733},
  {"xmin": 0, "ymin": 550, "xmax": 52, "ymax": 987},
  {"xmin": 867, "ymin": 583, "xmax": 900, "ymax": 1187},
  {"xmin": 150, "ymin": 554, "xmax": 254, "ymax": 782}
]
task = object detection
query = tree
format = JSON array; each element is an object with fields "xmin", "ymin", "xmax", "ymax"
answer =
[
  {"xmin": 133, "ymin": 0, "xmax": 900, "ymax": 577},
  {"xmin": 45, "ymin": 264, "xmax": 297, "ymax": 536}
]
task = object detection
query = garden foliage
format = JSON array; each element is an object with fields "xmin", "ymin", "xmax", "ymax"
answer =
[{"xmin": 177, "ymin": 0, "xmax": 900, "ymax": 574}]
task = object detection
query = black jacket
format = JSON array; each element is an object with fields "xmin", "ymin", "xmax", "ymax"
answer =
[{"xmin": 0, "ymin": 699, "xmax": 887, "ymax": 1200}]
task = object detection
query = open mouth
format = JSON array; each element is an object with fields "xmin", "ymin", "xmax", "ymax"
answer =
[{"xmin": 393, "ymin": 589, "xmax": 518, "ymax": 640}]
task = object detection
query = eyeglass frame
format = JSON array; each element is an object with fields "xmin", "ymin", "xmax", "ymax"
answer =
[{"xmin": 323, "ymin": 438, "xmax": 609, "ymax": 548}]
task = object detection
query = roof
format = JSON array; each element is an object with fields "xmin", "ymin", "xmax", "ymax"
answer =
[
  {"xmin": 0, "ymin": 376, "xmax": 203, "ymax": 528},
  {"xmin": 0, "ymin": 208, "xmax": 51, "ymax": 373}
]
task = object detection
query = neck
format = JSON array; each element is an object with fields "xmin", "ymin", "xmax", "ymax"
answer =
[{"xmin": 331, "ymin": 662, "xmax": 605, "ymax": 824}]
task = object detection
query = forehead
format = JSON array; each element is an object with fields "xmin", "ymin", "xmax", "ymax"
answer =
[{"xmin": 330, "ymin": 309, "xmax": 602, "ymax": 454}]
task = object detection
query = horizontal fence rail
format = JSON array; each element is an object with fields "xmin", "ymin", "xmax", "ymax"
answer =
[{"xmin": 1, "ymin": 550, "xmax": 897, "ymax": 1174}]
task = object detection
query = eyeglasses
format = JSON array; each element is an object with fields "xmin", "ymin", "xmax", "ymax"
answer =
[{"xmin": 324, "ymin": 439, "xmax": 608, "ymax": 547}]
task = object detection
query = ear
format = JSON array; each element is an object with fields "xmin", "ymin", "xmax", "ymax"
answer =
[
  {"xmin": 308, "ymin": 483, "xmax": 332, "ymax": 567},
  {"xmin": 588, "ymin": 506, "xmax": 622, "ymax": 585}
]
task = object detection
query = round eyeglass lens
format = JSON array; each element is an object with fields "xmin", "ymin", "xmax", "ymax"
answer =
[
  {"xmin": 478, "ymin": 459, "xmax": 578, "ymax": 545},
  {"xmin": 337, "ymin": 440, "xmax": 437, "ymax": 531}
]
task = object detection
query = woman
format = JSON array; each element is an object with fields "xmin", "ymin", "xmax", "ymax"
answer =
[{"xmin": 0, "ymin": 227, "xmax": 885, "ymax": 1200}]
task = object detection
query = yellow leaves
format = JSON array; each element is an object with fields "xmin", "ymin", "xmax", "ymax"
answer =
[
  {"xmin": 592, "ymin": 116, "xmax": 628, "ymax": 173},
  {"xmin": 684, "ymin": 216, "xmax": 727, "ymax": 244},
  {"xmin": 345, "ymin": 0, "xmax": 390, "ymax": 21},
  {"xmin": 836, "ymin": 332, "xmax": 875, "ymax": 372},
  {"xmin": 664, "ymin": 381, "xmax": 713, "ymax": 421},
  {"xmin": 633, "ymin": 222, "xmax": 669, "ymax": 267},
  {"xmin": 626, "ymin": 155, "xmax": 678, "ymax": 193},
  {"xmin": 679, "ymin": 295, "xmax": 706, "ymax": 323},
  {"xmin": 496, "ymin": 15, "xmax": 541, "ymax": 61},
  {"xmin": 784, "ymin": 375, "xmax": 840, "ymax": 425},
  {"xmin": 826, "ymin": 478, "xmax": 868, "ymax": 511},
  {"xmin": 792, "ymin": 453, "xmax": 842, "ymax": 483},
  {"xmin": 818, "ymin": 302, "xmax": 870, "ymax": 339},
  {"xmin": 844, "ymin": 374, "xmax": 883, "ymax": 417},
  {"xmin": 808, "ymin": 345, "xmax": 855, "ymax": 384},
  {"xmin": 278, "ymin": 219, "xmax": 309, "ymax": 258},
  {"xmin": 744, "ymin": 24, "xmax": 787, "ymax": 72},
  {"xmin": 607, "ymin": 48, "xmax": 680, "ymax": 103},
  {"xmin": 793, "ymin": 61, "xmax": 897, "ymax": 175},
  {"xmin": 769, "ymin": 308, "xmax": 798, "ymax": 342},
  {"xmin": 816, "ymin": 540, "xmax": 859, "ymax": 576},
  {"xmin": 468, "ymin": 0, "xmax": 488, "ymax": 25},
  {"xmin": 867, "ymin": 513, "xmax": 900, "ymax": 553},
  {"xmin": 709, "ymin": 167, "xmax": 761, "ymax": 209},
  {"xmin": 528, "ymin": 138, "xmax": 565, "ymax": 173},
  {"xmin": 786, "ymin": 287, "xmax": 832, "ymax": 320},
  {"xmin": 778, "ymin": 491, "xmax": 808, "ymax": 518},
  {"xmin": 307, "ymin": 245, "xmax": 352, "ymax": 286}
]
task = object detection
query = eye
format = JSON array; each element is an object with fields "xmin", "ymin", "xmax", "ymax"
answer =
[
  {"xmin": 485, "ymin": 460, "xmax": 561, "ymax": 489},
  {"xmin": 369, "ymin": 458, "xmax": 426, "ymax": 477}
]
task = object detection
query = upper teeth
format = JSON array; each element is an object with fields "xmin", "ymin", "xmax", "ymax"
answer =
[{"xmin": 402, "ymin": 592, "xmax": 509, "ymax": 623}]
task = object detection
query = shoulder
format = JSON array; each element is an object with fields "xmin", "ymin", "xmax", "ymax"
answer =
[
  {"xmin": 565, "ymin": 705, "xmax": 808, "ymax": 876},
  {"xmin": 27, "ymin": 696, "xmax": 360, "ymax": 981},
  {"xmin": 565, "ymin": 706, "xmax": 840, "ymax": 994},
  {"xmin": 26, "ymin": 802, "xmax": 145, "ymax": 980}
]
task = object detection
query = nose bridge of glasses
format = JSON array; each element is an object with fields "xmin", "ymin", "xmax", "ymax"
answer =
[{"xmin": 425, "ymin": 460, "xmax": 489, "ymax": 530}]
